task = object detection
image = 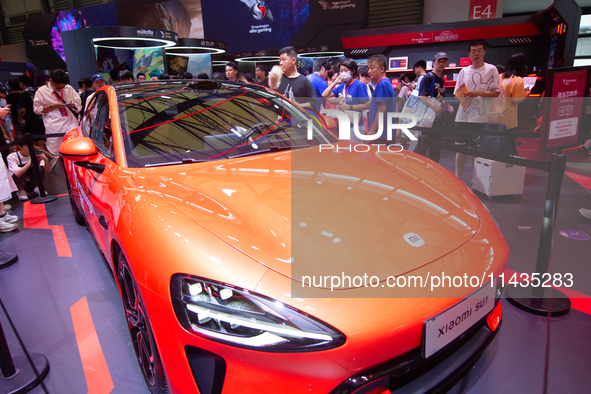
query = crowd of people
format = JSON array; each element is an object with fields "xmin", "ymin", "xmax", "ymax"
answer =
[
  {"xmin": 1, "ymin": 40, "xmax": 590, "ymax": 232},
  {"xmin": 0, "ymin": 69, "xmax": 83, "ymax": 232}
]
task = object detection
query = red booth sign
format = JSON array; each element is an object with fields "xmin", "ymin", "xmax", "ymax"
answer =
[{"xmin": 544, "ymin": 69, "xmax": 588, "ymax": 151}]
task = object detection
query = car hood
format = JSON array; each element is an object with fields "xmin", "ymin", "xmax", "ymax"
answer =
[{"xmin": 130, "ymin": 146, "xmax": 480, "ymax": 283}]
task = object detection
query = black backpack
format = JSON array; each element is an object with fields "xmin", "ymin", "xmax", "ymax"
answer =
[{"xmin": 477, "ymin": 121, "xmax": 517, "ymax": 156}]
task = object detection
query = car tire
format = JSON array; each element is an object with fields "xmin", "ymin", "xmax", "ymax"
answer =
[
  {"xmin": 116, "ymin": 249, "xmax": 170, "ymax": 394},
  {"xmin": 63, "ymin": 162, "xmax": 86, "ymax": 226}
]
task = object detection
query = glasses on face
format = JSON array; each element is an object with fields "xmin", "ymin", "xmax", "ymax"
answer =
[{"xmin": 470, "ymin": 49, "xmax": 484, "ymax": 54}]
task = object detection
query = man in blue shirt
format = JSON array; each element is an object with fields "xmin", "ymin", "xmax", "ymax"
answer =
[
  {"xmin": 367, "ymin": 54, "xmax": 396, "ymax": 139},
  {"xmin": 307, "ymin": 59, "xmax": 329, "ymax": 112}
]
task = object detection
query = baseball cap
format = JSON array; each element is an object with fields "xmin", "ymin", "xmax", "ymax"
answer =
[
  {"xmin": 434, "ymin": 52, "xmax": 448, "ymax": 61},
  {"xmin": 91, "ymin": 74, "xmax": 105, "ymax": 83}
]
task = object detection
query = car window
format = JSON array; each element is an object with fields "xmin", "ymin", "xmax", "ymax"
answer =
[
  {"xmin": 81, "ymin": 93, "xmax": 98, "ymax": 137},
  {"xmin": 89, "ymin": 92, "xmax": 114, "ymax": 159},
  {"xmin": 117, "ymin": 82, "xmax": 333, "ymax": 168}
]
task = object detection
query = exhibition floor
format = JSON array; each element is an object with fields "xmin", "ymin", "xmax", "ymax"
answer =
[{"xmin": 0, "ymin": 140, "xmax": 590, "ymax": 394}]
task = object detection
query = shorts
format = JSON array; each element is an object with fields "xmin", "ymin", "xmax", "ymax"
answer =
[{"xmin": 454, "ymin": 122, "xmax": 484, "ymax": 148}]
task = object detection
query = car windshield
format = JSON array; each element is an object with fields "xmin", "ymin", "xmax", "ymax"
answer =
[{"xmin": 117, "ymin": 81, "xmax": 333, "ymax": 168}]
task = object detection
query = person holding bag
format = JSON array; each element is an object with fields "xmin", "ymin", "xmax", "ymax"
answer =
[
  {"xmin": 401, "ymin": 53, "xmax": 450, "ymax": 151},
  {"xmin": 33, "ymin": 69, "xmax": 81, "ymax": 166},
  {"xmin": 413, "ymin": 52, "xmax": 449, "ymax": 158}
]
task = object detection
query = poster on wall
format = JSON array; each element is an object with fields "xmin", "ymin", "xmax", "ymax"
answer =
[
  {"xmin": 202, "ymin": 0, "xmax": 309, "ymax": 52},
  {"xmin": 52, "ymin": 4, "xmax": 119, "ymax": 63},
  {"xmin": 185, "ymin": 54, "xmax": 212, "ymax": 78},
  {"xmin": 117, "ymin": 0, "xmax": 204, "ymax": 38},
  {"xmin": 117, "ymin": 0, "xmax": 192, "ymax": 38},
  {"xmin": 134, "ymin": 48, "xmax": 165, "ymax": 80},
  {"xmin": 167, "ymin": 55, "xmax": 190, "ymax": 76},
  {"xmin": 96, "ymin": 47, "xmax": 134, "ymax": 83}
]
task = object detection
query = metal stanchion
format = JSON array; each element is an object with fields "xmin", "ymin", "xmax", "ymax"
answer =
[
  {"xmin": 24, "ymin": 134, "xmax": 56, "ymax": 205},
  {"xmin": 0, "ymin": 255, "xmax": 50, "ymax": 393},
  {"xmin": 0, "ymin": 253, "xmax": 18, "ymax": 270},
  {"xmin": 506, "ymin": 153, "xmax": 571, "ymax": 316},
  {"xmin": 0, "ymin": 316, "xmax": 49, "ymax": 393},
  {"xmin": 423, "ymin": 140, "xmax": 572, "ymax": 316}
]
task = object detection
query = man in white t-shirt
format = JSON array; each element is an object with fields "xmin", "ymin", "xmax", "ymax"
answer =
[
  {"xmin": 453, "ymin": 40, "xmax": 500, "ymax": 178},
  {"xmin": 33, "ymin": 69, "xmax": 81, "ymax": 162}
]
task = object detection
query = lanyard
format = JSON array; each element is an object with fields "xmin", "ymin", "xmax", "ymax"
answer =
[
  {"xmin": 52, "ymin": 89, "xmax": 78, "ymax": 118},
  {"xmin": 53, "ymin": 90, "xmax": 64, "ymax": 103},
  {"xmin": 343, "ymin": 81, "xmax": 351, "ymax": 99}
]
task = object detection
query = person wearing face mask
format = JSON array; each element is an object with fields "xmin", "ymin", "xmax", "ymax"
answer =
[
  {"xmin": 322, "ymin": 58, "xmax": 370, "ymax": 141},
  {"xmin": 33, "ymin": 69, "xmax": 81, "ymax": 164}
]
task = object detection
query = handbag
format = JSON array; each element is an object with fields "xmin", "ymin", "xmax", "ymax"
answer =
[
  {"xmin": 401, "ymin": 74, "xmax": 439, "ymax": 128},
  {"xmin": 476, "ymin": 113, "xmax": 517, "ymax": 156}
]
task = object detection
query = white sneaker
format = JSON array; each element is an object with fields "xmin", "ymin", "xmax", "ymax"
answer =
[
  {"xmin": 17, "ymin": 190, "xmax": 29, "ymax": 201},
  {"xmin": 0, "ymin": 220, "xmax": 18, "ymax": 233},
  {"xmin": 33, "ymin": 187, "xmax": 46, "ymax": 197},
  {"xmin": 1, "ymin": 212, "xmax": 18, "ymax": 224},
  {"xmin": 3, "ymin": 204, "xmax": 11, "ymax": 211},
  {"xmin": 580, "ymin": 208, "xmax": 591, "ymax": 220}
]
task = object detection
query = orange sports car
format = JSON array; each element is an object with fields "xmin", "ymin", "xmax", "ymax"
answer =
[{"xmin": 59, "ymin": 80, "xmax": 508, "ymax": 394}]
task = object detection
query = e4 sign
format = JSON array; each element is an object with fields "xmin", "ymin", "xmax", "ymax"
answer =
[{"xmin": 469, "ymin": 0, "xmax": 497, "ymax": 20}]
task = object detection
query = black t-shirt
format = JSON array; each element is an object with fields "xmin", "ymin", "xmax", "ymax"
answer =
[
  {"xmin": 257, "ymin": 78, "xmax": 269, "ymax": 88},
  {"xmin": 276, "ymin": 74, "xmax": 318, "ymax": 111},
  {"xmin": 18, "ymin": 90, "xmax": 45, "ymax": 134},
  {"xmin": 418, "ymin": 72, "xmax": 445, "ymax": 99},
  {"xmin": 5, "ymin": 93, "xmax": 20, "ymax": 123},
  {"xmin": 80, "ymin": 89, "xmax": 94, "ymax": 112}
]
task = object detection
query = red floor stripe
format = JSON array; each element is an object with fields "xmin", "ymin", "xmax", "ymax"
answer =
[
  {"xmin": 23, "ymin": 201, "xmax": 72, "ymax": 257},
  {"xmin": 565, "ymin": 171, "xmax": 591, "ymax": 190},
  {"xmin": 70, "ymin": 297, "xmax": 114, "ymax": 394},
  {"xmin": 504, "ymin": 268, "xmax": 591, "ymax": 315}
]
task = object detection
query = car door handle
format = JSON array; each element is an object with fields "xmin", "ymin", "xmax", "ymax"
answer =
[{"xmin": 99, "ymin": 214, "xmax": 109, "ymax": 230}]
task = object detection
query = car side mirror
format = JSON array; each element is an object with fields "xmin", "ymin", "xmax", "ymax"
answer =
[
  {"xmin": 59, "ymin": 137, "xmax": 98, "ymax": 162},
  {"xmin": 322, "ymin": 115, "xmax": 337, "ymax": 130}
]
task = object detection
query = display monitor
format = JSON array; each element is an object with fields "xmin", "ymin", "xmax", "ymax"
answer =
[{"xmin": 541, "ymin": 66, "xmax": 591, "ymax": 152}]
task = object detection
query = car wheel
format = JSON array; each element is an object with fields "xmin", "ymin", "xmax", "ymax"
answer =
[
  {"xmin": 63, "ymin": 162, "xmax": 86, "ymax": 226},
  {"xmin": 117, "ymin": 249, "xmax": 170, "ymax": 394}
]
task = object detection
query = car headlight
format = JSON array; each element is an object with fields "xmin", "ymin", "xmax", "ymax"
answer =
[{"xmin": 171, "ymin": 275, "xmax": 345, "ymax": 352}]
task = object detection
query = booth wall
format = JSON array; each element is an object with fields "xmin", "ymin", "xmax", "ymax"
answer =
[
  {"xmin": 384, "ymin": 41, "xmax": 545, "ymax": 76},
  {"xmin": 0, "ymin": 44, "xmax": 28, "ymax": 63},
  {"xmin": 424, "ymin": 0, "xmax": 504, "ymax": 24}
]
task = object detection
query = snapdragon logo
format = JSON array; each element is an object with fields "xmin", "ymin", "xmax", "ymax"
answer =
[{"xmin": 307, "ymin": 110, "xmax": 418, "ymax": 152}]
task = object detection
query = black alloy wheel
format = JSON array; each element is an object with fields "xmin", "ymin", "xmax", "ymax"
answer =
[{"xmin": 117, "ymin": 249, "xmax": 169, "ymax": 394}]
